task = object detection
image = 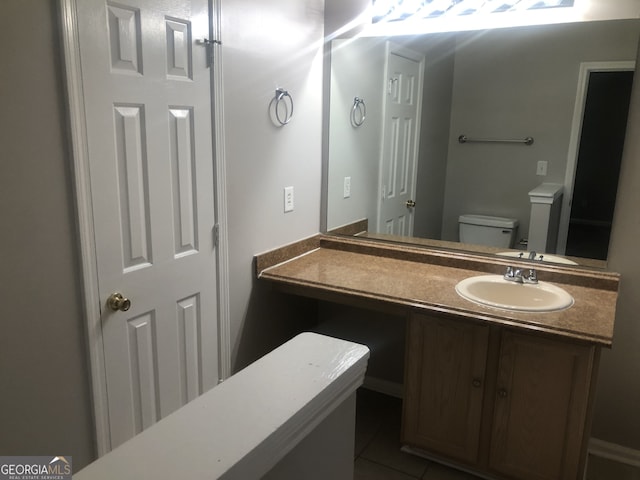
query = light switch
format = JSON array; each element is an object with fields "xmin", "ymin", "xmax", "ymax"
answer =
[
  {"xmin": 344, "ymin": 177, "xmax": 351, "ymax": 198},
  {"xmin": 284, "ymin": 186, "xmax": 294, "ymax": 212},
  {"xmin": 536, "ymin": 161, "xmax": 548, "ymax": 176}
]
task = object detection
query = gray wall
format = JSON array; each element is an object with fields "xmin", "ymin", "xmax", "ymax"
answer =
[
  {"xmin": 326, "ymin": 37, "xmax": 386, "ymax": 231},
  {"xmin": 4, "ymin": 0, "xmax": 640, "ymax": 469},
  {"xmin": 0, "ymin": 0, "xmax": 325, "ymax": 469},
  {"xmin": 0, "ymin": 0, "xmax": 95, "ymax": 469},
  {"xmin": 220, "ymin": 0, "xmax": 325, "ymax": 371},
  {"xmin": 412, "ymin": 35, "xmax": 456, "ymax": 240},
  {"xmin": 592, "ymin": 33, "xmax": 640, "ymax": 450},
  {"xmin": 441, "ymin": 20, "xmax": 640, "ymax": 242}
]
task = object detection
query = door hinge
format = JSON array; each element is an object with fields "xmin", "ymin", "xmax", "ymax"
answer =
[
  {"xmin": 199, "ymin": 38, "xmax": 221, "ymax": 67},
  {"xmin": 213, "ymin": 223, "xmax": 220, "ymax": 248}
]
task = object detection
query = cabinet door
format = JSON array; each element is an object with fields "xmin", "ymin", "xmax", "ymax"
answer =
[
  {"xmin": 402, "ymin": 314, "xmax": 489, "ymax": 463},
  {"xmin": 489, "ymin": 331, "xmax": 594, "ymax": 480}
]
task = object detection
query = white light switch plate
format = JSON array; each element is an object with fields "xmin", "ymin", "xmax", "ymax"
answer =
[
  {"xmin": 284, "ymin": 186, "xmax": 294, "ymax": 212},
  {"xmin": 536, "ymin": 160, "xmax": 548, "ymax": 176},
  {"xmin": 343, "ymin": 177, "xmax": 351, "ymax": 198}
]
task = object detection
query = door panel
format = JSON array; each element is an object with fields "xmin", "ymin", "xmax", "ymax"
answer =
[
  {"xmin": 126, "ymin": 312, "xmax": 159, "ymax": 433},
  {"xmin": 403, "ymin": 315, "xmax": 489, "ymax": 464},
  {"xmin": 76, "ymin": 0, "xmax": 218, "ymax": 449},
  {"xmin": 489, "ymin": 331, "xmax": 593, "ymax": 480},
  {"xmin": 378, "ymin": 49, "xmax": 422, "ymax": 236}
]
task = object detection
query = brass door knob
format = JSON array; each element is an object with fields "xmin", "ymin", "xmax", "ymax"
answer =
[
  {"xmin": 107, "ymin": 292, "xmax": 131, "ymax": 312},
  {"xmin": 406, "ymin": 199, "xmax": 416, "ymax": 208}
]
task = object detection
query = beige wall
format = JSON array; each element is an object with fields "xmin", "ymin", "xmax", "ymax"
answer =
[{"xmin": 0, "ymin": 0, "xmax": 95, "ymax": 469}]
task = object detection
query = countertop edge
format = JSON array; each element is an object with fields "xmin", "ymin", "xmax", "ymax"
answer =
[
  {"xmin": 255, "ymin": 235, "xmax": 618, "ymax": 348},
  {"xmin": 259, "ymin": 271, "xmax": 613, "ymax": 348}
]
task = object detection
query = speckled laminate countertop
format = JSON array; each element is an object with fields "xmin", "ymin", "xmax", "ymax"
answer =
[{"xmin": 256, "ymin": 236, "xmax": 619, "ymax": 347}]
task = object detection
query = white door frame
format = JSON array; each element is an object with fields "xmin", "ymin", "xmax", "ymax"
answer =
[
  {"xmin": 556, "ymin": 60, "xmax": 635, "ymax": 255},
  {"xmin": 59, "ymin": 0, "xmax": 231, "ymax": 456}
]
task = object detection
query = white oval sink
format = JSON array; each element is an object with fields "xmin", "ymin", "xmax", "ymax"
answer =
[
  {"xmin": 455, "ymin": 275, "xmax": 574, "ymax": 312},
  {"xmin": 496, "ymin": 251, "xmax": 578, "ymax": 265}
]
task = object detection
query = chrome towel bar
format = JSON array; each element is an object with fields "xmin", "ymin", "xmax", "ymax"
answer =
[{"xmin": 458, "ymin": 134, "xmax": 534, "ymax": 146}]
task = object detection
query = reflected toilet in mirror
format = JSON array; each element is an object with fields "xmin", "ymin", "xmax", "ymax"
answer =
[{"xmin": 458, "ymin": 214, "xmax": 519, "ymax": 248}]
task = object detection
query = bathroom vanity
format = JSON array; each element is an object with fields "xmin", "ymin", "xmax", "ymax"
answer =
[
  {"xmin": 403, "ymin": 314, "xmax": 596, "ymax": 480},
  {"xmin": 255, "ymin": 234, "xmax": 619, "ymax": 480}
]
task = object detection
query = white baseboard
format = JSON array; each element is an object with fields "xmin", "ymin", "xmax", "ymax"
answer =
[
  {"xmin": 361, "ymin": 376, "xmax": 403, "ymax": 398},
  {"xmin": 589, "ymin": 438, "xmax": 640, "ymax": 467}
]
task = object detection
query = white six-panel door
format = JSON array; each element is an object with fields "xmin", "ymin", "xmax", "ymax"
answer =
[
  {"xmin": 75, "ymin": 0, "xmax": 218, "ymax": 449},
  {"xmin": 377, "ymin": 48, "xmax": 423, "ymax": 236}
]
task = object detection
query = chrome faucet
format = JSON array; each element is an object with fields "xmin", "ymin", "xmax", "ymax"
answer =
[
  {"xmin": 523, "ymin": 268, "xmax": 538, "ymax": 284},
  {"xmin": 504, "ymin": 265, "xmax": 538, "ymax": 284},
  {"xmin": 527, "ymin": 251, "xmax": 546, "ymax": 262}
]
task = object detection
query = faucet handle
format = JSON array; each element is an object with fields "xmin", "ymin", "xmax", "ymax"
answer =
[
  {"xmin": 524, "ymin": 268, "xmax": 538, "ymax": 284},
  {"xmin": 504, "ymin": 265, "xmax": 518, "ymax": 281}
]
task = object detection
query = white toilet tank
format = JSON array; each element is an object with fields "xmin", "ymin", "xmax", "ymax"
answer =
[{"xmin": 458, "ymin": 214, "xmax": 519, "ymax": 248}]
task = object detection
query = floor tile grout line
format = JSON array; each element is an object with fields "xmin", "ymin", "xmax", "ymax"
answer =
[
  {"xmin": 354, "ymin": 417, "xmax": 384, "ymax": 460},
  {"xmin": 357, "ymin": 456, "xmax": 425, "ymax": 479},
  {"xmin": 358, "ymin": 415, "xmax": 431, "ymax": 479}
]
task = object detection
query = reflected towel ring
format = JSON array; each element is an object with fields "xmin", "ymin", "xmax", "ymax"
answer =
[
  {"xmin": 274, "ymin": 88, "xmax": 294, "ymax": 126},
  {"xmin": 351, "ymin": 97, "xmax": 366, "ymax": 127}
]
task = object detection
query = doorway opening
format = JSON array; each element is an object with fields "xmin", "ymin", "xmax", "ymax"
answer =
[{"xmin": 565, "ymin": 70, "xmax": 634, "ymax": 260}]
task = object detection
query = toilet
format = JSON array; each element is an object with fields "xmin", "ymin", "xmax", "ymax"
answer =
[{"xmin": 458, "ymin": 214, "xmax": 519, "ymax": 248}]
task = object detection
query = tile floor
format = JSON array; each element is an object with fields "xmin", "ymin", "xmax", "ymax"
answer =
[{"xmin": 353, "ymin": 388, "xmax": 640, "ymax": 480}]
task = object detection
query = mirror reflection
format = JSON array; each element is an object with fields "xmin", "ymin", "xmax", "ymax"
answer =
[{"xmin": 325, "ymin": 19, "xmax": 639, "ymax": 268}]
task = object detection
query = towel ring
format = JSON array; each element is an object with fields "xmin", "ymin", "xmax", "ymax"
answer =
[
  {"xmin": 274, "ymin": 88, "xmax": 294, "ymax": 126},
  {"xmin": 351, "ymin": 97, "xmax": 366, "ymax": 127}
]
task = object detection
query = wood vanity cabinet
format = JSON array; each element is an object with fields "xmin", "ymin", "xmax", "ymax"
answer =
[
  {"xmin": 402, "ymin": 313, "xmax": 598, "ymax": 480},
  {"xmin": 402, "ymin": 314, "xmax": 490, "ymax": 464}
]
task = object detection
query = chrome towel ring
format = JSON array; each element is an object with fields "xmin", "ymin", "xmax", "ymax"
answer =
[
  {"xmin": 273, "ymin": 88, "xmax": 294, "ymax": 126},
  {"xmin": 351, "ymin": 97, "xmax": 366, "ymax": 127}
]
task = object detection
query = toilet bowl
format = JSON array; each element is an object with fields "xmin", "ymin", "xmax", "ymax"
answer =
[{"xmin": 458, "ymin": 214, "xmax": 519, "ymax": 248}]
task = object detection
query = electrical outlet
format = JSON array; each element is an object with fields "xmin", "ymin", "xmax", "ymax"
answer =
[
  {"xmin": 536, "ymin": 160, "xmax": 548, "ymax": 176},
  {"xmin": 284, "ymin": 186, "xmax": 294, "ymax": 212},
  {"xmin": 343, "ymin": 176, "xmax": 351, "ymax": 198}
]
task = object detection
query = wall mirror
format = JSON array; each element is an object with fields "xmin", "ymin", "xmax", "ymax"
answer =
[{"xmin": 323, "ymin": 18, "xmax": 640, "ymax": 270}]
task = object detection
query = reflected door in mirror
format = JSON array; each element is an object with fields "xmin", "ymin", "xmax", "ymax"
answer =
[{"xmin": 378, "ymin": 48, "xmax": 424, "ymax": 236}]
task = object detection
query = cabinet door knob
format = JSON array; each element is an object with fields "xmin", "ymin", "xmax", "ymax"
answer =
[
  {"xmin": 472, "ymin": 378, "xmax": 482, "ymax": 388},
  {"xmin": 498, "ymin": 388, "xmax": 508, "ymax": 398}
]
